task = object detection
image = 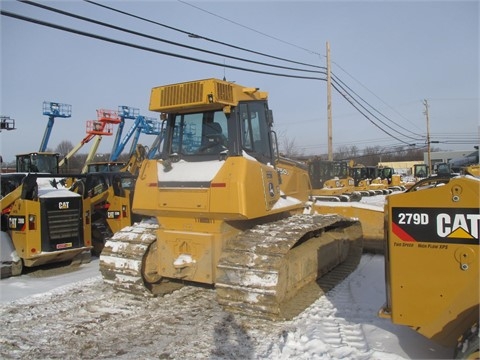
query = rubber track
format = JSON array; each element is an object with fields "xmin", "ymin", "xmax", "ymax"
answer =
[{"xmin": 215, "ymin": 213, "xmax": 363, "ymax": 320}]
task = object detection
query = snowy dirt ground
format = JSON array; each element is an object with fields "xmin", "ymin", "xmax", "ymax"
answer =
[{"xmin": 0, "ymin": 254, "xmax": 453, "ymax": 360}]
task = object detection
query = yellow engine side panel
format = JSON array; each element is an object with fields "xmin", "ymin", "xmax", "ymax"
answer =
[
  {"xmin": 9, "ymin": 199, "xmax": 42, "ymax": 260},
  {"xmin": 276, "ymin": 158, "xmax": 311, "ymax": 202},
  {"xmin": 385, "ymin": 177, "xmax": 479, "ymax": 346},
  {"xmin": 133, "ymin": 157, "xmax": 305, "ymax": 221}
]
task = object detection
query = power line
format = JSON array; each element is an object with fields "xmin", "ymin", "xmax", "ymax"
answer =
[
  {"xmin": 79, "ymin": 1, "xmax": 426, "ymax": 144},
  {"xmin": 332, "ymin": 61, "xmax": 424, "ymax": 132},
  {"xmin": 171, "ymin": 0, "xmax": 427, "ymax": 141},
  {"xmin": 2, "ymin": 7, "xmax": 419, "ymax": 145},
  {"xmin": 176, "ymin": 0, "xmax": 323, "ymax": 57},
  {"xmin": 331, "ymin": 78, "xmax": 424, "ymax": 142},
  {"xmin": 84, "ymin": 0, "xmax": 325, "ymax": 70},
  {"xmin": 5, "ymin": 2, "xmax": 433, "ymax": 147},
  {"xmin": 1, "ymin": 9, "xmax": 324, "ymax": 81},
  {"xmin": 45, "ymin": 0, "xmax": 429, "ymax": 145},
  {"xmin": 331, "ymin": 81, "xmax": 420, "ymax": 145},
  {"xmin": 332, "ymin": 73, "xmax": 424, "ymax": 138},
  {"xmin": 174, "ymin": 0, "xmax": 424, "ymax": 137},
  {"xmin": 21, "ymin": 0, "xmax": 325, "ymax": 76}
]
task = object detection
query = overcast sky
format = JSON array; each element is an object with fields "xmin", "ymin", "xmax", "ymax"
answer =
[{"xmin": 1, "ymin": 0, "xmax": 478, "ymax": 162}]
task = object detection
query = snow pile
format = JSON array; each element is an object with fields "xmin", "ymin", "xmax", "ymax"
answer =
[{"xmin": 0, "ymin": 255, "xmax": 452, "ymax": 359}]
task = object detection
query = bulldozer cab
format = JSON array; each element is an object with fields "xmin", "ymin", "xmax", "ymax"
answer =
[
  {"xmin": 365, "ymin": 166, "xmax": 379, "ymax": 180},
  {"xmin": 349, "ymin": 165, "xmax": 368, "ymax": 187},
  {"xmin": 308, "ymin": 160, "xmax": 349, "ymax": 188},
  {"xmin": 413, "ymin": 163, "xmax": 428, "ymax": 178},
  {"xmin": 378, "ymin": 166, "xmax": 394, "ymax": 184},
  {"xmin": 434, "ymin": 162, "xmax": 453, "ymax": 176},
  {"xmin": 161, "ymin": 101, "xmax": 275, "ymax": 166}
]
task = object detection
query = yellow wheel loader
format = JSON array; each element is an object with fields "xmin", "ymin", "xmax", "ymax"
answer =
[
  {"xmin": 99, "ymin": 78, "xmax": 363, "ymax": 319},
  {"xmin": 379, "ymin": 175, "xmax": 479, "ymax": 358}
]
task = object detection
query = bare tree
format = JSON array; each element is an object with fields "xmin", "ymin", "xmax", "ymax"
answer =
[
  {"xmin": 278, "ymin": 131, "xmax": 305, "ymax": 158},
  {"xmin": 55, "ymin": 140, "xmax": 74, "ymax": 156},
  {"xmin": 334, "ymin": 145, "xmax": 360, "ymax": 160},
  {"xmin": 55, "ymin": 140, "xmax": 84, "ymax": 172}
]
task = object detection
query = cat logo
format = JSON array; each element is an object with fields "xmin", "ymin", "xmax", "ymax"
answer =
[
  {"xmin": 392, "ymin": 207, "xmax": 479, "ymax": 245},
  {"xmin": 58, "ymin": 201, "xmax": 70, "ymax": 210},
  {"xmin": 437, "ymin": 213, "xmax": 480, "ymax": 239}
]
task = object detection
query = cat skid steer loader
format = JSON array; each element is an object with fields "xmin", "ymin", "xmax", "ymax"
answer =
[
  {"xmin": 0, "ymin": 173, "xmax": 91, "ymax": 278},
  {"xmin": 379, "ymin": 175, "xmax": 479, "ymax": 358}
]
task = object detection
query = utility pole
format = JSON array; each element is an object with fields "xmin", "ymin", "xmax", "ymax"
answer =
[
  {"xmin": 326, "ymin": 41, "xmax": 333, "ymax": 161},
  {"xmin": 423, "ymin": 99, "xmax": 432, "ymax": 174}
]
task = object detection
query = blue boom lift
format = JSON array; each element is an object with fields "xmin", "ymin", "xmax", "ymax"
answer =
[{"xmin": 39, "ymin": 101, "xmax": 72, "ymax": 152}]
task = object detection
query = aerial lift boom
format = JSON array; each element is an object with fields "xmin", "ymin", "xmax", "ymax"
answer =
[
  {"xmin": 58, "ymin": 109, "xmax": 120, "ymax": 172},
  {"xmin": 110, "ymin": 115, "xmax": 161, "ymax": 161},
  {"xmin": 128, "ymin": 116, "xmax": 161, "ymax": 157},
  {"xmin": 109, "ymin": 106, "xmax": 139, "ymax": 161},
  {"xmin": 39, "ymin": 101, "xmax": 72, "ymax": 152},
  {"xmin": 0, "ymin": 116, "xmax": 16, "ymax": 131}
]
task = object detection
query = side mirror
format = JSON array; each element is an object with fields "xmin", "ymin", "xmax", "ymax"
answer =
[{"xmin": 267, "ymin": 109, "xmax": 274, "ymax": 126}]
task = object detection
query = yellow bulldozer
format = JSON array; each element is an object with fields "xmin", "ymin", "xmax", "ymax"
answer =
[
  {"xmin": 100, "ymin": 78, "xmax": 365, "ymax": 319},
  {"xmin": 379, "ymin": 175, "xmax": 479, "ymax": 358},
  {"xmin": 307, "ymin": 158, "xmax": 362, "ymax": 202}
]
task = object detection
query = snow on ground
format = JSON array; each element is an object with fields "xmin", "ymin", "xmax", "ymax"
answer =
[{"xmin": 0, "ymin": 254, "xmax": 453, "ymax": 360}]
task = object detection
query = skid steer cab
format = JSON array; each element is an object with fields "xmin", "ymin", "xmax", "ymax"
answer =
[{"xmin": 16, "ymin": 152, "xmax": 60, "ymax": 174}]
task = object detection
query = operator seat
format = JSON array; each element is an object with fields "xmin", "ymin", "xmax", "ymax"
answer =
[{"xmin": 200, "ymin": 122, "xmax": 225, "ymax": 153}]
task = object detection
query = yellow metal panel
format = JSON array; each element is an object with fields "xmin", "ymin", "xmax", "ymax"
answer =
[
  {"xmin": 10, "ymin": 199, "xmax": 42, "ymax": 260},
  {"xmin": 209, "ymin": 157, "xmax": 286, "ymax": 218},
  {"xmin": 277, "ymin": 158, "xmax": 311, "ymax": 202},
  {"xmin": 209, "ymin": 157, "xmax": 281, "ymax": 218},
  {"xmin": 134, "ymin": 158, "xmax": 290, "ymax": 221},
  {"xmin": 313, "ymin": 202, "xmax": 384, "ymax": 252},
  {"xmin": 385, "ymin": 177, "xmax": 479, "ymax": 346},
  {"xmin": 156, "ymin": 229, "xmax": 220, "ymax": 284},
  {"xmin": 158, "ymin": 188, "xmax": 209, "ymax": 211},
  {"xmin": 149, "ymin": 78, "xmax": 268, "ymax": 113}
]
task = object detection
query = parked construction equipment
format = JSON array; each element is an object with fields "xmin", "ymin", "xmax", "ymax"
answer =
[
  {"xmin": 100, "ymin": 78, "xmax": 364, "ymax": 320},
  {"xmin": 0, "ymin": 172, "xmax": 92, "ymax": 278},
  {"xmin": 379, "ymin": 175, "xmax": 479, "ymax": 358},
  {"xmin": 307, "ymin": 158, "xmax": 362, "ymax": 202}
]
